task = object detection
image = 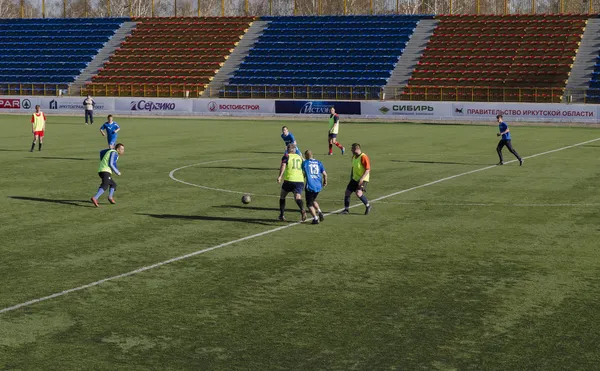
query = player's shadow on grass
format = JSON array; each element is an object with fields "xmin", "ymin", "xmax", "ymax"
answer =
[
  {"xmin": 139, "ymin": 213, "xmax": 279, "ymax": 226},
  {"xmin": 214, "ymin": 205, "xmax": 281, "ymax": 212},
  {"xmin": 8, "ymin": 196, "xmax": 95, "ymax": 208},
  {"xmin": 200, "ymin": 166, "xmax": 275, "ymax": 171},
  {"xmin": 392, "ymin": 160, "xmax": 487, "ymax": 165},
  {"xmin": 0, "ymin": 148, "xmax": 22, "ymax": 152},
  {"xmin": 32, "ymin": 156, "xmax": 90, "ymax": 161}
]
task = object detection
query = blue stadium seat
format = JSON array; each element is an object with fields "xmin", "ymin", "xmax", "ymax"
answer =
[
  {"xmin": 226, "ymin": 15, "xmax": 432, "ymax": 91},
  {"xmin": 0, "ymin": 17, "xmax": 128, "ymax": 86}
]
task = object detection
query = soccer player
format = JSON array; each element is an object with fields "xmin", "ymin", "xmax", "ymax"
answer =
[
  {"xmin": 496, "ymin": 114, "xmax": 523, "ymax": 166},
  {"xmin": 91, "ymin": 143, "xmax": 125, "ymax": 207},
  {"xmin": 29, "ymin": 105, "xmax": 46, "ymax": 152},
  {"xmin": 301, "ymin": 150, "xmax": 327, "ymax": 225},
  {"xmin": 341, "ymin": 143, "xmax": 372, "ymax": 215},
  {"xmin": 281, "ymin": 126, "xmax": 302, "ymax": 155},
  {"xmin": 277, "ymin": 143, "xmax": 307, "ymax": 222},
  {"xmin": 100, "ymin": 114, "xmax": 120, "ymax": 149},
  {"xmin": 83, "ymin": 94, "xmax": 95, "ymax": 125},
  {"xmin": 328, "ymin": 107, "xmax": 345, "ymax": 155}
]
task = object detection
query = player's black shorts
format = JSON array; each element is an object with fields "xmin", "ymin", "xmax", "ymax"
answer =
[
  {"xmin": 305, "ymin": 190, "xmax": 320, "ymax": 207},
  {"xmin": 346, "ymin": 179, "xmax": 368, "ymax": 193},
  {"xmin": 328, "ymin": 133, "xmax": 338, "ymax": 139},
  {"xmin": 98, "ymin": 172, "xmax": 117, "ymax": 190},
  {"xmin": 282, "ymin": 181, "xmax": 303, "ymax": 195}
]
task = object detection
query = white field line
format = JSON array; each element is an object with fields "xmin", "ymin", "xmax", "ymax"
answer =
[
  {"xmin": 2, "ymin": 137, "xmax": 599, "ymax": 315},
  {"xmin": 169, "ymin": 159, "xmax": 279, "ymax": 198},
  {"xmin": 376, "ymin": 201, "xmax": 600, "ymax": 207}
]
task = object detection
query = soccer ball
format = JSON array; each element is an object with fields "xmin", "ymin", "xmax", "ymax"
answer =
[{"xmin": 241, "ymin": 194, "xmax": 251, "ymax": 204}]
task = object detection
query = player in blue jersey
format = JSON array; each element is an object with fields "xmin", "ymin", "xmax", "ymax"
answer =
[
  {"xmin": 302, "ymin": 150, "xmax": 327, "ymax": 224},
  {"xmin": 100, "ymin": 115, "xmax": 121, "ymax": 149},
  {"xmin": 281, "ymin": 126, "xmax": 302, "ymax": 156},
  {"xmin": 496, "ymin": 115, "xmax": 523, "ymax": 166}
]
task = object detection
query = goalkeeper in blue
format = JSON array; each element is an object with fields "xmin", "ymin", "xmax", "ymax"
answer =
[
  {"xmin": 281, "ymin": 126, "xmax": 302, "ymax": 156},
  {"xmin": 100, "ymin": 114, "xmax": 121, "ymax": 149},
  {"xmin": 91, "ymin": 143, "xmax": 124, "ymax": 207},
  {"xmin": 301, "ymin": 150, "xmax": 327, "ymax": 224}
]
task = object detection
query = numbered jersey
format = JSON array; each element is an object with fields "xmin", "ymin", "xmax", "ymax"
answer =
[
  {"xmin": 302, "ymin": 158, "xmax": 325, "ymax": 193},
  {"xmin": 282, "ymin": 153, "xmax": 304, "ymax": 182}
]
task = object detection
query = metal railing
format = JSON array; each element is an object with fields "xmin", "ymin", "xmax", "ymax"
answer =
[
  {"xmin": 215, "ymin": 85, "xmax": 383, "ymax": 100},
  {"xmin": 11, "ymin": 83, "xmax": 598, "ymax": 105},
  {"xmin": 400, "ymin": 86, "xmax": 567, "ymax": 103},
  {"xmin": 81, "ymin": 83, "xmax": 206, "ymax": 98},
  {"xmin": 0, "ymin": 84, "xmax": 70, "ymax": 96}
]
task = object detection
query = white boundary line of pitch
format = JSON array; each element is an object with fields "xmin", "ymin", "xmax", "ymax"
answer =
[{"xmin": 2, "ymin": 137, "xmax": 599, "ymax": 315}]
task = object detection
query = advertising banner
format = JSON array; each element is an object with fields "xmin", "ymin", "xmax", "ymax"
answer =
[
  {"xmin": 193, "ymin": 99, "xmax": 274, "ymax": 114},
  {"xmin": 361, "ymin": 101, "xmax": 452, "ymax": 118},
  {"xmin": 451, "ymin": 102, "xmax": 597, "ymax": 122},
  {"xmin": 0, "ymin": 97, "xmax": 37, "ymax": 110},
  {"xmin": 275, "ymin": 100, "xmax": 361, "ymax": 115},
  {"xmin": 114, "ymin": 98, "xmax": 192, "ymax": 113},
  {"xmin": 39, "ymin": 97, "xmax": 115, "ymax": 112}
]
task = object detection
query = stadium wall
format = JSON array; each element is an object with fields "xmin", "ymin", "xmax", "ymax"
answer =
[{"xmin": 0, "ymin": 96, "xmax": 597, "ymax": 123}]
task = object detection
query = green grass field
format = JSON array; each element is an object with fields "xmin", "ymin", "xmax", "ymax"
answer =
[{"xmin": 1, "ymin": 114, "xmax": 600, "ymax": 370}]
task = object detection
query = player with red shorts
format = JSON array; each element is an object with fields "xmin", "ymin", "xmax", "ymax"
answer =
[{"xmin": 30, "ymin": 105, "xmax": 46, "ymax": 152}]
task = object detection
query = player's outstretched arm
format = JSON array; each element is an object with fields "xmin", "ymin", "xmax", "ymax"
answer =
[{"xmin": 322, "ymin": 171, "xmax": 328, "ymax": 187}]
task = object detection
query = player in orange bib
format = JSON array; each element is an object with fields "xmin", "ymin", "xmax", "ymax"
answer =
[{"xmin": 30, "ymin": 105, "xmax": 46, "ymax": 152}]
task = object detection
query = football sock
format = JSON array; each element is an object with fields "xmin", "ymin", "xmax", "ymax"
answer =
[
  {"xmin": 30, "ymin": 142, "xmax": 35, "ymax": 151},
  {"xmin": 328, "ymin": 143, "xmax": 333, "ymax": 154},
  {"xmin": 335, "ymin": 142, "xmax": 343, "ymax": 149},
  {"xmin": 344, "ymin": 196, "xmax": 350, "ymax": 209},
  {"xmin": 94, "ymin": 188, "xmax": 105, "ymax": 199},
  {"xmin": 38, "ymin": 142, "xmax": 42, "ymax": 151},
  {"xmin": 295, "ymin": 199, "xmax": 304, "ymax": 211},
  {"xmin": 317, "ymin": 208, "xmax": 322, "ymax": 214},
  {"xmin": 359, "ymin": 195, "xmax": 370, "ymax": 206},
  {"xmin": 279, "ymin": 199, "xmax": 285, "ymax": 216},
  {"xmin": 109, "ymin": 188, "xmax": 115, "ymax": 198}
]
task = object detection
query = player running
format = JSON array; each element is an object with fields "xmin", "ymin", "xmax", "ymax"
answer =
[
  {"xmin": 91, "ymin": 143, "xmax": 125, "ymax": 207},
  {"xmin": 341, "ymin": 143, "xmax": 371, "ymax": 215},
  {"xmin": 29, "ymin": 105, "xmax": 46, "ymax": 152},
  {"xmin": 496, "ymin": 115, "xmax": 523, "ymax": 166},
  {"xmin": 328, "ymin": 107, "xmax": 345, "ymax": 155},
  {"xmin": 277, "ymin": 143, "xmax": 307, "ymax": 222},
  {"xmin": 100, "ymin": 114, "xmax": 120, "ymax": 149},
  {"xmin": 281, "ymin": 126, "xmax": 302, "ymax": 156},
  {"xmin": 302, "ymin": 150, "xmax": 327, "ymax": 225}
]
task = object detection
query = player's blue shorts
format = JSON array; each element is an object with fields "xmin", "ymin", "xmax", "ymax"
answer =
[{"xmin": 108, "ymin": 137, "xmax": 117, "ymax": 147}]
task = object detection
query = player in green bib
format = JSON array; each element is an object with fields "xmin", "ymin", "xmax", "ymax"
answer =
[
  {"xmin": 328, "ymin": 107, "xmax": 345, "ymax": 155},
  {"xmin": 91, "ymin": 143, "xmax": 125, "ymax": 207},
  {"xmin": 277, "ymin": 143, "xmax": 307, "ymax": 222},
  {"xmin": 341, "ymin": 143, "xmax": 372, "ymax": 215}
]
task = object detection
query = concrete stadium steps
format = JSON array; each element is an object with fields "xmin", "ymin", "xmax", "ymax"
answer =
[
  {"xmin": 69, "ymin": 21, "xmax": 137, "ymax": 96},
  {"xmin": 564, "ymin": 18, "xmax": 600, "ymax": 102},
  {"xmin": 202, "ymin": 20, "xmax": 269, "ymax": 98},
  {"xmin": 383, "ymin": 19, "xmax": 438, "ymax": 100}
]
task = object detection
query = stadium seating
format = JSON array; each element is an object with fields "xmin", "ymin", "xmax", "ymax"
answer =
[
  {"xmin": 405, "ymin": 14, "xmax": 589, "ymax": 103},
  {"xmin": 0, "ymin": 18, "xmax": 127, "ymax": 95},
  {"xmin": 85, "ymin": 17, "xmax": 255, "ymax": 97},
  {"xmin": 585, "ymin": 47, "xmax": 600, "ymax": 102},
  {"xmin": 224, "ymin": 15, "xmax": 434, "ymax": 99}
]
